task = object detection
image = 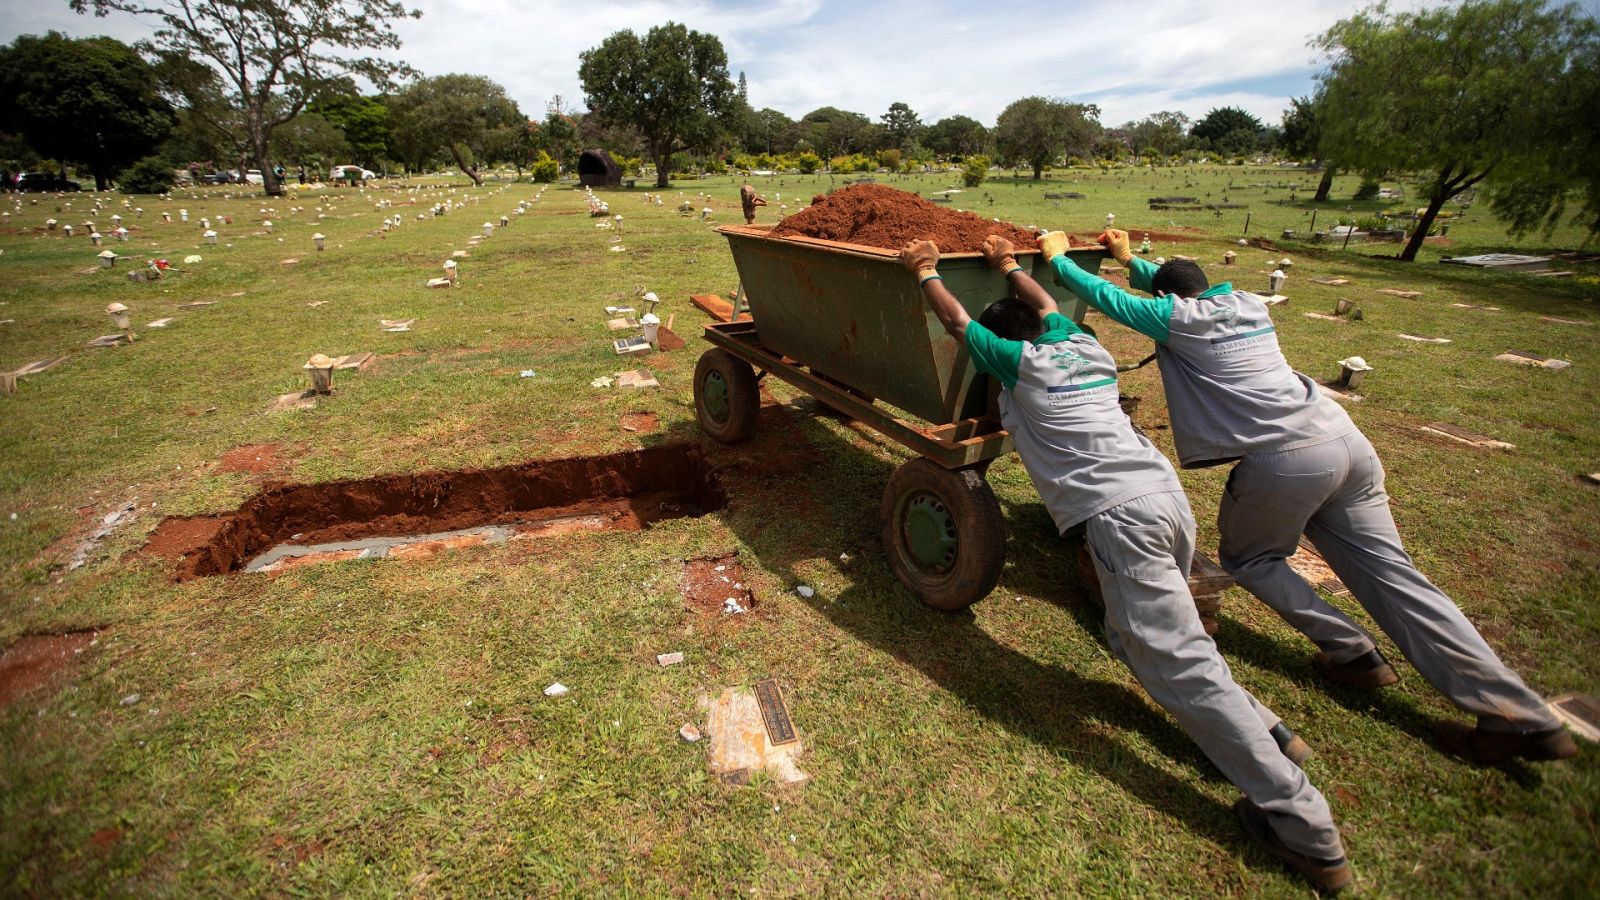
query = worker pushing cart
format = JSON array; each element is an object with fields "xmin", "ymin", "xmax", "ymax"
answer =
[
  {"xmin": 1040, "ymin": 228, "xmax": 1577, "ymax": 766},
  {"xmin": 739, "ymin": 183, "xmax": 768, "ymax": 224},
  {"xmin": 899, "ymin": 233, "xmax": 1352, "ymax": 893}
]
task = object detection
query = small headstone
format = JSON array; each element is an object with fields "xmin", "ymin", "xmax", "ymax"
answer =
[
  {"xmin": 616, "ymin": 369, "xmax": 659, "ymax": 389},
  {"xmin": 13, "ymin": 357, "xmax": 69, "ymax": 377},
  {"xmin": 307, "ymin": 300, "xmax": 329, "ymax": 308},
  {"xmin": 176, "ymin": 301, "xmax": 216, "ymax": 310},
  {"xmin": 1548, "ymin": 693, "xmax": 1600, "ymax": 742},
  {"xmin": 606, "ymin": 317, "xmax": 638, "ymax": 331},
  {"xmin": 1496, "ymin": 350, "xmax": 1571, "ymax": 370},
  {"xmin": 613, "ymin": 336, "xmax": 651, "ymax": 355},
  {"xmin": 86, "ymin": 334, "xmax": 129, "ymax": 348},
  {"xmin": 1581, "ymin": 473, "xmax": 1600, "ymax": 487},
  {"xmin": 656, "ymin": 651, "xmax": 685, "ymax": 667},
  {"xmin": 1303, "ymin": 312, "xmax": 1345, "ymax": 322},
  {"xmin": 1262, "ymin": 295, "xmax": 1289, "ymax": 306},
  {"xmin": 426, "ymin": 277, "xmax": 452, "ymax": 289},
  {"xmin": 1422, "ymin": 422, "xmax": 1515, "ymax": 450},
  {"xmin": 1397, "ymin": 333, "xmax": 1451, "ymax": 343},
  {"xmin": 332, "ymin": 352, "xmax": 373, "ymax": 371}
]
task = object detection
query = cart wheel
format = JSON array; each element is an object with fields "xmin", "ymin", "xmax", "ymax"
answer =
[
  {"xmin": 694, "ymin": 348, "xmax": 759, "ymax": 443},
  {"xmin": 880, "ymin": 459, "xmax": 1006, "ymax": 611}
]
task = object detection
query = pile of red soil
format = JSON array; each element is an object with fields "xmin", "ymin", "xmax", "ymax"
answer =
[{"xmin": 770, "ymin": 184, "xmax": 1087, "ymax": 254}]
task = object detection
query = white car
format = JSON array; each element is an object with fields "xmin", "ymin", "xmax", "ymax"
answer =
[
  {"xmin": 330, "ymin": 165, "xmax": 376, "ymax": 181},
  {"xmin": 244, "ymin": 169, "xmax": 263, "ymax": 185}
]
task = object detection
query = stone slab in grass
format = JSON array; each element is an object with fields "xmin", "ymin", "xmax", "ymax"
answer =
[
  {"xmin": 1496, "ymin": 350, "xmax": 1571, "ymax": 370},
  {"xmin": 1421, "ymin": 422, "xmax": 1515, "ymax": 450},
  {"xmin": 176, "ymin": 300, "xmax": 216, "ymax": 310},
  {"xmin": 616, "ymin": 369, "xmax": 659, "ymax": 389},
  {"xmin": 1377, "ymin": 289, "xmax": 1422, "ymax": 299},
  {"xmin": 86, "ymin": 333, "xmax": 129, "ymax": 348},
  {"xmin": 697, "ymin": 684, "xmax": 809, "ymax": 786},
  {"xmin": 146, "ymin": 318, "xmax": 175, "ymax": 328},
  {"xmin": 1540, "ymin": 315, "xmax": 1591, "ymax": 326},
  {"xmin": 1549, "ymin": 693, "xmax": 1600, "ymax": 742},
  {"xmin": 1315, "ymin": 382, "xmax": 1363, "ymax": 403},
  {"xmin": 332, "ymin": 352, "xmax": 372, "ymax": 371},
  {"xmin": 1450, "ymin": 303, "xmax": 1500, "ymax": 311},
  {"xmin": 11, "ymin": 357, "xmax": 68, "ymax": 377},
  {"xmin": 1398, "ymin": 333, "xmax": 1451, "ymax": 343},
  {"xmin": 606, "ymin": 317, "xmax": 638, "ymax": 331},
  {"xmin": 1312, "ymin": 276, "xmax": 1351, "ymax": 285},
  {"xmin": 380, "ymin": 318, "xmax": 415, "ymax": 333},
  {"xmin": 1303, "ymin": 312, "xmax": 1345, "ymax": 322},
  {"xmin": 267, "ymin": 389, "xmax": 319, "ymax": 412}
]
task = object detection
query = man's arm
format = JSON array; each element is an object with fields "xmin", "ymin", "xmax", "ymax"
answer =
[
  {"xmin": 982, "ymin": 235, "xmax": 1058, "ymax": 318},
  {"xmin": 1038, "ymin": 230, "xmax": 1173, "ymax": 343},
  {"xmin": 899, "ymin": 239, "xmax": 971, "ymax": 339}
]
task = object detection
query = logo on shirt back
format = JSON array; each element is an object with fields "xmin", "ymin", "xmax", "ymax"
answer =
[
  {"xmin": 1206, "ymin": 299, "xmax": 1276, "ymax": 355},
  {"xmin": 1044, "ymin": 346, "xmax": 1116, "ymax": 401}
]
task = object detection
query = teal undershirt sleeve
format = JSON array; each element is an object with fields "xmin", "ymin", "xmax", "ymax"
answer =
[
  {"xmin": 1049, "ymin": 255, "xmax": 1173, "ymax": 344},
  {"xmin": 964, "ymin": 320, "xmax": 1024, "ymax": 390},
  {"xmin": 1126, "ymin": 256, "xmax": 1159, "ymax": 293}
]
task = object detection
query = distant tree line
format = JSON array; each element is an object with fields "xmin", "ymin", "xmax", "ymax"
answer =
[{"xmin": 1, "ymin": 0, "xmax": 1593, "ymax": 254}]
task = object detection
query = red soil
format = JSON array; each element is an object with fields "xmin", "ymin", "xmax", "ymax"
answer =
[
  {"xmin": 0, "ymin": 631, "xmax": 96, "ymax": 708},
  {"xmin": 680, "ymin": 553, "xmax": 757, "ymax": 619},
  {"xmin": 772, "ymin": 184, "xmax": 1096, "ymax": 253},
  {"xmin": 217, "ymin": 443, "xmax": 286, "ymax": 474}
]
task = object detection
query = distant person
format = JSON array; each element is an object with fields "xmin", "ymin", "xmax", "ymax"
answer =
[
  {"xmin": 739, "ymin": 183, "xmax": 767, "ymax": 224},
  {"xmin": 898, "ymin": 233, "xmax": 1352, "ymax": 892},
  {"xmin": 297, "ymin": 166, "xmax": 306, "ymax": 185},
  {"xmin": 1040, "ymin": 227, "xmax": 1576, "ymax": 765}
]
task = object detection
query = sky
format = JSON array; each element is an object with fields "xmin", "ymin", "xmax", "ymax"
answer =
[{"xmin": 7, "ymin": 0, "xmax": 1600, "ymax": 129}]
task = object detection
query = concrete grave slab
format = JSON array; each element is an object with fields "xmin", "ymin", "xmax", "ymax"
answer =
[
  {"xmin": 1315, "ymin": 382, "xmax": 1363, "ymax": 403},
  {"xmin": 426, "ymin": 278, "xmax": 452, "ymax": 289},
  {"xmin": 1530, "ymin": 270, "xmax": 1575, "ymax": 278},
  {"xmin": 1303, "ymin": 312, "xmax": 1345, "ymax": 322},
  {"xmin": 332, "ymin": 352, "xmax": 373, "ymax": 371},
  {"xmin": 307, "ymin": 300, "xmax": 329, "ymax": 308},
  {"xmin": 616, "ymin": 369, "xmax": 659, "ymax": 389},
  {"xmin": 86, "ymin": 334, "xmax": 129, "ymax": 348},
  {"xmin": 1582, "ymin": 473, "xmax": 1600, "ymax": 486},
  {"xmin": 1496, "ymin": 350, "xmax": 1571, "ymax": 370},
  {"xmin": 267, "ymin": 389, "xmax": 319, "ymax": 412},
  {"xmin": 450, "ymin": 250, "xmax": 468, "ymax": 258},
  {"xmin": 1450, "ymin": 303, "xmax": 1500, "ymax": 311},
  {"xmin": 1377, "ymin": 289, "xmax": 1422, "ymax": 299},
  {"xmin": 1441, "ymin": 253, "xmax": 1550, "ymax": 272},
  {"xmin": 614, "ymin": 336, "xmax": 651, "ymax": 355},
  {"xmin": 176, "ymin": 300, "xmax": 216, "ymax": 310},
  {"xmin": 247, "ymin": 525, "xmax": 513, "ymax": 573},
  {"xmin": 380, "ymin": 319, "xmax": 415, "ymax": 332},
  {"xmin": 697, "ymin": 684, "xmax": 809, "ymax": 785},
  {"xmin": 12, "ymin": 357, "xmax": 68, "ymax": 377},
  {"xmin": 1312, "ymin": 277, "xmax": 1351, "ymax": 285},
  {"xmin": 1540, "ymin": 315, "xmax": 1591, "ymax": 326},
  {"xmin": 1263, "ymin": 295, "xmax": 1289, "ymax": 306},
  {"xmin": 146, "ymin": 318, "xmax": 175, "ymax": 328},
  {"xmin": 1548, "ymin": 693, "xmax": 1600, "ymax": 742},
  {"xmin": 606, "ymin": 317, "xmax": 639, "ymax": 331},
  {"xmin": 1398, "ymin": 333, "xmax": 1451, "ymax": 343},
  {"xmin": 1422, "ymin": 422, "xmax": 1515, "ymax": 450}
]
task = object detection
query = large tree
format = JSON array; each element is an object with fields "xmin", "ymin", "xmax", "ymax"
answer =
[
  {"xmin": 880, "ymin": 101, "xmax": 923, "ymax": 152},
  {"xmin": 73, "ymin": 0, "xmax": 418, "ymax": 196},
  {"xmin": 388, "ymin": 75, "xmax": 522, "ymax": 183},
  {"xmin": 993, "ymin": 96, "xmax": 1101, "ymax": 179},
  {"xmin": 1189, "ymin": 106, "xmax": 1264, "ymax": 156},
  {"xmin": 784, "ymin": 106, "xmax": 874, "ymax": 158},
  {"xmin": 923, "ymin": 115, "xmax": 988, "ymax": 159},
  {"xmin": 578, "ymin": 22, "xmax": 736, "ymax": 188},
  {"xmin": 742, "ymin": 107, "xmax": 793, "ymax": 155},
  {"xmin": 0, "ymin": 32, "xmax": 174, "ymax": 190},
  {"xmin": 1316, "ymin": 0, "xmax": 1597, "ymax": 260},
  {"xmin": 1125, "ymin": 111, "xmax": 1190, "ymax": 158},
  {"xmin": 1281, "ymin": 94, "xmax": 1337, "ymax": 202},
  {"xmin": 312, "ymin": 90, "xmax": 392, "ymax": 170}
]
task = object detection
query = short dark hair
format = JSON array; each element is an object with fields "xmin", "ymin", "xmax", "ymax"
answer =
[
  {"xmin": 979, "ymin": 296, "xmax": 1042, "ymax": 341},
  {"xmin": 1151, "ymin": 259, "xmax": 1210, "ymax": 299}
]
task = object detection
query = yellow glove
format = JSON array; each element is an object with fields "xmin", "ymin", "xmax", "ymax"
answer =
[
  {"xmin": 1038, "ymin": 231, "xmax": 1070, "ymax": 261},
  {"xmin": 982, "ymin": 235, "xmax": 1019, "ymax": 272},
  {"xmin": 899, "ymin": 239, "xmax": 940, "ymax": 281},
  {"xmin": 1099, "ymin": 228, "xmax": 1132, "ymax": 264}
]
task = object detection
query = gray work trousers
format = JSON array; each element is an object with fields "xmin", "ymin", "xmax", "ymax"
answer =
[
  {"xmin": 1086, "ymin": 491, "xmax": 1345, "ymax": 861},
  {"xmin": 1218, "ymin": 430, "xmax": 1559, "ymax": 733}
]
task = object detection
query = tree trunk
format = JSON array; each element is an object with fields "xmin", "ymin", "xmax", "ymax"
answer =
[
  {"xmin": 1399, "ymin": 193, "xmax": 1447, "ymax": 262},
  {"xmin": 449, "ymin": 144, "xmax": 483, "ymax": 186},
  {"xmin": 248, "ymin": 119, "xmax": 284, "ymax": 196},
  {"xmin": 1313, "ymin": 166, "xmax": 1335, "ymax": 202},
  {"xmin": 92, "ymin": 167, "xmax": 110, "ymax": 192},
  {"xmin": 654, "ymin": 148, "xmax": 670, "ymax": 188},
  {"xmin": 1031, "ymin": 162, "xmax": 1043, "ymax": 180}
]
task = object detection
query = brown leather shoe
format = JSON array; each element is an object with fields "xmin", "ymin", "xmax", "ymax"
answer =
[
  {"xmin": 1270, "ymin": 722, "xmax": 1314, "ymax": 767},
  {"xmin": 1433, "ymin": 721, "xmax": 1579, "ymax": 764},
  {"xmin": 1234, "ymin": 798, "xmax": 1353, "ymax": 893},
  {"xmin": 1313, "ymin": 649, "xmax": 1399, "ymax": 689}
]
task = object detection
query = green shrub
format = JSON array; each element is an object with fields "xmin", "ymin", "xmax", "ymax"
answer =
[
  {"xmin": 530, "ymin": 152, "xmax": 559, "ymax": 183},
  {"xmin": 876, "ymin": 149, "xmax": 902, "ymax": 171},
  {"xmin": 119, "ymin": 156, "xmax": 175, "ymax": 194},
  {"xmin": 796, "ymin": 151, "xmax": 820, "ymax": 174},
  {"xmin": 1353, "ymin": 179, "xmax": 1381, "ymax": 201},
  {"xmin": 961, "ymin": 155, "xmax": 989, "ymax": 188},
  {"xmin": 703, "ymin": 157, "xmax": 728, "ymax": 175}
]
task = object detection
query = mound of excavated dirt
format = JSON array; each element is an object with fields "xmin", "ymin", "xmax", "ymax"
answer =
[{"xmin": 772, "ymin": 184, "xmax": 1074, "ymax": 253}]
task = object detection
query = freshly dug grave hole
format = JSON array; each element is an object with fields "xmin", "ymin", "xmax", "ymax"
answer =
[
  {"xmin": 770, "ymin": 184, "xmax": 1098, "ymax": 253},
  {"xmin": 146, "ymin": 445, "xmax": 725, "ymax": 580}
]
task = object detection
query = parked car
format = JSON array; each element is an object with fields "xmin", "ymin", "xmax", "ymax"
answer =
[
  {"xmin": 15, "ymin": 173, "xmax": 82, "ymax": 192},
  {"xmin": 198, "ymin": 172, "xmax": 233, "ymax": 185},
  {"xmin": 244, "ymin": 169, "xmax": 264, "ymax": 185},
  {"xmin": 330, "ymin": 164, "xmax": 376, "ymax": 181}
]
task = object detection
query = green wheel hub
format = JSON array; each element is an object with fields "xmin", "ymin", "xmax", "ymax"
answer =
[
  {"xmin": 702, "ymin": 370, "xmax": 730, "ymax": 423},
  {"xmin": 902, "ymin": 491, "xmax": 958, "ymax": 574}
]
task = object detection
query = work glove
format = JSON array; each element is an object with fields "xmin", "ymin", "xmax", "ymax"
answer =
[
  {"xmin": 982, "ymin": 235, "xmax": 1018, "ymax": 272},
  {"xmin": 1099, "ymin": 228, "xmax": 1133, "ymax": 265},
  {"xmin": 1038, "ymin": 231, "xmax": 1070, "ymax": 262},
  {"xmin": 899, "ymin": 239, "xmax": 940, "ymax": 280}
]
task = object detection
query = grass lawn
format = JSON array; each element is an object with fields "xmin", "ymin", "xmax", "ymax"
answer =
[{"xmin": 1, "ymin": 165, "xmax": 1597, "ymax": 896}]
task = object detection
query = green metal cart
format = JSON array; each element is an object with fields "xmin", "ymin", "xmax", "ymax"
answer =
[{"xmin": 694, "ymin": 224, "xmax": 1107, "ymax": 611}]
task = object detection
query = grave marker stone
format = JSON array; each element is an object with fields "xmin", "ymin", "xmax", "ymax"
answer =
[
  {"xmin": 1496, "ymin": 350, "xmax": 1571, "ymax": 370},
  {"xmin": 1398, "ymin": 333, "xmax": 1450, "ymax": 343}
]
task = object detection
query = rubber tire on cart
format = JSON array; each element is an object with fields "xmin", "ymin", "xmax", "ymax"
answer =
[
  {"xmin": 880, "ymin": 458, "xmax": 1006, "ymax": 611},
  {"xmin": 694, "ymin": 348, "xmax": 760, "ymax": 443}
]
